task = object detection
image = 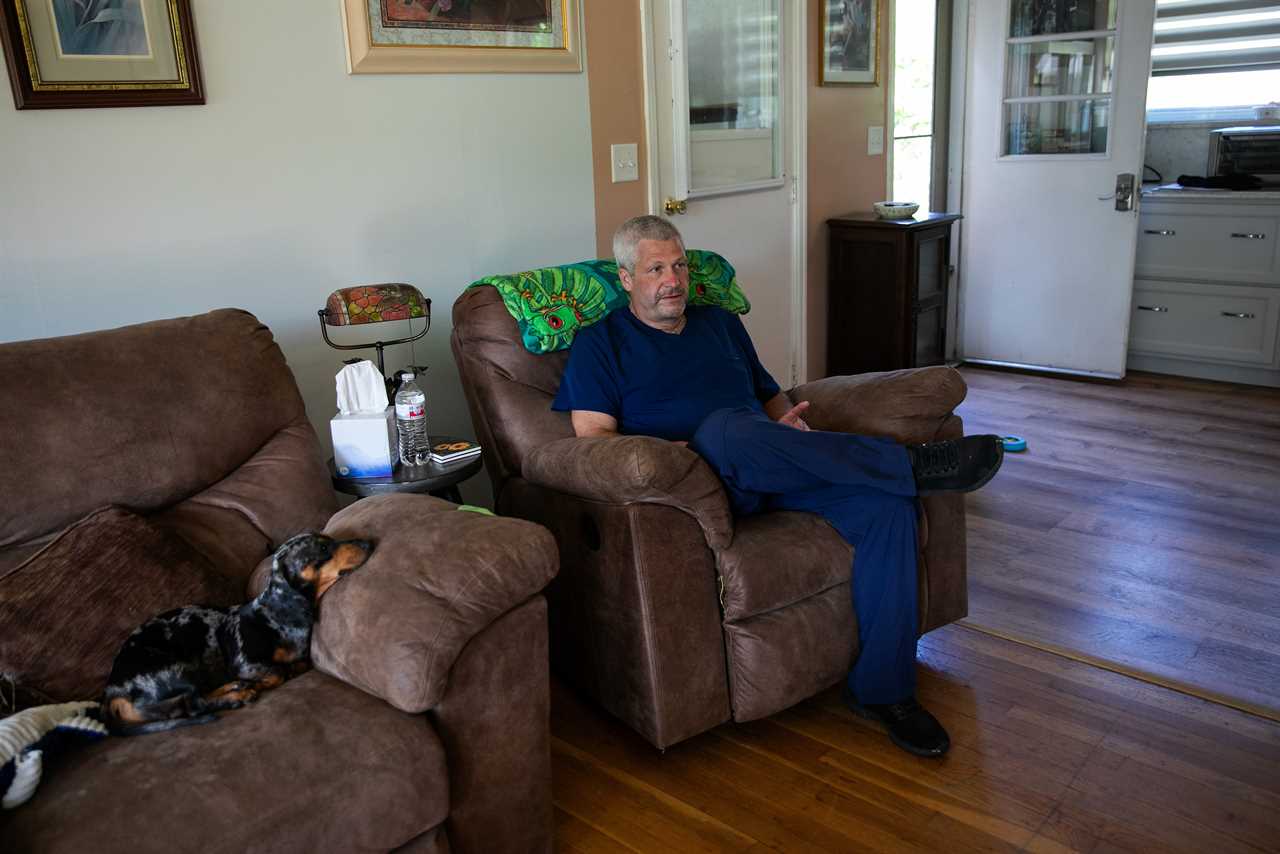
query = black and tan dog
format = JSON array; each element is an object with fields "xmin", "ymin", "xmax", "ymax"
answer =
[{"xmin": 103, "ymin": 533, "xmax": 373, "ymax": 735}]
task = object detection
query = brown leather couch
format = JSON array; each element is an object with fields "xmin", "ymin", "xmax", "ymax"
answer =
[
  {"xmin": 452, "ymin": 285, "xmax": 969, "ymax": 750},
  {"xmin": 0, "ymin": 309, "xmax": 556, "ymax": 853}
]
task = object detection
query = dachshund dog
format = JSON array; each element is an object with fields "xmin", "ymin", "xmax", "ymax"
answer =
[{"xmin": 103, "ymin": 533, "xmax": 373, "ymax": 735}]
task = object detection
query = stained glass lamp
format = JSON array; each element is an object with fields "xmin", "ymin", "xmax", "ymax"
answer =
[{"xmin": 318, "ymin": 283, "xmax": 431, "ymax": 390}]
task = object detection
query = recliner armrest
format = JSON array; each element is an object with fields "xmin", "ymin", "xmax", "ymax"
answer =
[
  {"xmin": 790, "ymin": 366, "xmax": 967, "ymax": 444},
  {"xmin": 523, "ymin": 435, "xmax": 734, "ymax": 550},
  {"xmin": 308, "ymin": 494, "xmax": 559, "ymax": 714}
]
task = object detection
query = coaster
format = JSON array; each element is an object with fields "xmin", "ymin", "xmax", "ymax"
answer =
[{"xmin": 1002, "ymin": 435, "xmax": 1027, "ymax": 452}]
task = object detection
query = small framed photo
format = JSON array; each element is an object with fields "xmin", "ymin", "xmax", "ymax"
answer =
[
  {"xmin": 821, "ymin": 0, "xmax": 880, "ymax": 86},
  {"xmin": 0, "ymin": 0, "xmax": 204, "ymax": 109},
  {"xmin": 341, "ymin": 0, "xmax": 582, "ymax": 75}
]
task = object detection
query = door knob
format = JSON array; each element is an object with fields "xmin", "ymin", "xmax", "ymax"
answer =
[
  {"xmin": 663, "ymin": 197, "xmax": 688, "ymax": 215},
  {"xmin": 1113, "ymin": 173, "xmax": 1135, "ymax": 211}
]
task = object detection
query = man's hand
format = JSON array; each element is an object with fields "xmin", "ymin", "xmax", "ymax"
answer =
[{"xmin": 778, "ymin": 400, "xmax": 811, "ymax": 431}]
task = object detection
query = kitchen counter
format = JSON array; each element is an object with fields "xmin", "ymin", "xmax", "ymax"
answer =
[{"xmin": 1141, "ymin": 183, "xmax": 1280, "ymax": 203}]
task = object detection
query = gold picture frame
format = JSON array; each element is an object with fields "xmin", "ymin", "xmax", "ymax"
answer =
[
  {"xmin": 0, "ymin": 0, "xmax": 203, "ymax": 109},
  {"xmin": 820, "ymin": 0, "xmax": 880, "ymax": 86},
  {"xmin": 341, "ymin": 0, "xmax": 582, "ymax": 74}
]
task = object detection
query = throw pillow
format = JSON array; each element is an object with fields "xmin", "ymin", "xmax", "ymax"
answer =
[
  {"xmin": 471, "ymin": 249, "xmax": 751, "ymax": 354},
  {"xmin": 0, "ymin": 507, "xmax": 243, "ymax": 702}
]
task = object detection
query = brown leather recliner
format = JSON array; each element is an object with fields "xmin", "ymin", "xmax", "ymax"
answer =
[
  {"xmin": 451, "ymin": 284, "xmax": 970, "ymax": 750},
  {"xmin": 0, "ymin": 309, "xmax": 556, "ymax": 853}
]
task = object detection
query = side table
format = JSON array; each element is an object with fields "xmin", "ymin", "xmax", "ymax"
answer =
[
  {"xmin": 329, "ymin": 435, "xmax": 482, "ymax": 503},
  {"xmin": 827, "ymin": 211, "xmax": 962, "ymax": 375}
]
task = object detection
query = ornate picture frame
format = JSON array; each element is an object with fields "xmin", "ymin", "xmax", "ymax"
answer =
[
  {"xmin": 0, "ymin": 0, "xmax": 203, "ymax": 109},
  {"xmin": 341, "ymin": 0, "xmax": 582, "ymax": 74},
  {"xmin": 820, "ymin": 0, "xmax": 880, "ymax": 86}
]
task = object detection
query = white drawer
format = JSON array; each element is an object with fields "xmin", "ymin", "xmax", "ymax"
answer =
[
  {"xmin": 1129, "ymin": 280, "xmax": 1280, "ymax": 366},
  {"xmin": 1135, "ymin": 213, "xmax": 1278, "ymax": 284}
]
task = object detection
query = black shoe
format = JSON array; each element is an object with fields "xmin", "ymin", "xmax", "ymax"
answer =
[
  {"xmin": 908, "ymin": 435, "xmax": 1004, "ymax": 496},
  {"xmin": 844, "ymin": 691, "xmax": 951, "ymax": 757}
]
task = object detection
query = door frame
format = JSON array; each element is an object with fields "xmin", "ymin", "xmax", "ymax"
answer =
[{"xmin": 639, "ymin": 0, "xmax": 809, "ymax": 387}]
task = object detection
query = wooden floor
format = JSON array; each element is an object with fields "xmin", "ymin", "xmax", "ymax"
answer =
[
  {"xmin": 551, "ymin": 623, "xmax": 1280, "ymax": 853},
  {"xmin": 955, "ymin": 367, "xmax": 1280, "ymax": 718}
]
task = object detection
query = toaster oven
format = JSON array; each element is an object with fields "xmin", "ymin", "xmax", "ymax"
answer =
[{"xmin": 1208, "ymin": 126, "xmax": 1280, "ymax": 186}]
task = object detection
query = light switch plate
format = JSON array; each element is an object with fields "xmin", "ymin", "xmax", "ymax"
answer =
[
  {"xmin": 868, "ymin": 126, "xmax": 884, "ymax": 156},
  {"xmin": 611, "ymin": 143, "xmax": 639, "ymax": 183}
]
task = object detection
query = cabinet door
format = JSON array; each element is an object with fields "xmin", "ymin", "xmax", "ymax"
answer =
[
  {"xmin": 828, "ymin": 228, "xmax": 904, "ymax": 374},
  {"xmin": 915, "ymin": 230, "xmax": 948, "ymax": 304},
  {"xmin": 1129, "ymin": 280, "xmax": 1280, "ymax": 366},
  {"xmin": 913, "ymin": 304, "xmax": 946, "ymax": 367}
]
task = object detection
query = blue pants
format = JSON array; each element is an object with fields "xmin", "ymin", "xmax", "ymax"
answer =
[{"xmin": 690, "ymin": 407, "xmax": 920, "ymax": 704}]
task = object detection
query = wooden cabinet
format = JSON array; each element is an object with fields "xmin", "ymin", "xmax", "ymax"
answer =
[{"xmin": 826, "ymin": 212, "xmax": 961, "ymax": 376}]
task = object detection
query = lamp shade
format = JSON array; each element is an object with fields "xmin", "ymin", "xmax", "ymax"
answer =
[{"xmin": 323, "ymin": 284, "xmax": 429, "ymax": 326}]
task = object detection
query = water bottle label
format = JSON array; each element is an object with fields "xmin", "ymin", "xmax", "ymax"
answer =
[{"xmin": 396, "ymin": 402, "xmax": 425, "ymax": 419}]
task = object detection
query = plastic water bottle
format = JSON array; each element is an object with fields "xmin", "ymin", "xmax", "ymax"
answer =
[{"xmin": 394, "ymin": 371, "xmax": 428, "ymax": 466}]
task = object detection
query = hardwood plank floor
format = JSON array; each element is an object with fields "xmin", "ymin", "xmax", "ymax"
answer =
[
  {"xmin": 954, "ymin": 367, "xmax": 1280, "ymax": 718},
  {"xmin": 551, "ymin": 623, "xmax": 1280, "ymax": 853}
]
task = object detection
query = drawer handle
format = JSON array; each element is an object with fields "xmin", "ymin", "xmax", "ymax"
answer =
[
  {"xmin": 1143, "ymin": 229, "xmax": 1176, "ymax": 236},
  {"xmin": 1230, "ymin": 232, "xmax": 1266, "ymax": 239},
  {"xmin": 1221, "ymin": 311, "xmax": 1256, "ymax": 319},
  {"xmin": 1137, "ymin": 305, "xmax": 1168, "ymax": 312}
]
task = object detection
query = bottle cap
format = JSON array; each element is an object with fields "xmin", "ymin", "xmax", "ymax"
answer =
[{"xmin": 401, "ymin": 370, "xmax": 414, "ymax": 380}]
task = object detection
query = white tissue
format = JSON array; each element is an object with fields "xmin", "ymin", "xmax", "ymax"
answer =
[{"xmin": 335, "ymin": 360, "xmax": 389, "ymax": 414}]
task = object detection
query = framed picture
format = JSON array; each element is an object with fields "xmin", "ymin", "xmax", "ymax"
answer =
[
  {"xmin": 820, "ymin": 0, "xmax": 880, "ymax": 86},
  {"xmin": 0, "ymin": 0, "xmax": 203, "ymax": 109},
  {"xmin": 341, "ymin": 0, "xmax": 582, "ymax": 74}
]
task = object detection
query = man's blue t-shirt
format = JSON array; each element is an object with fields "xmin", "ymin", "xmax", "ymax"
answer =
[{"xmin": 551, "ymin": 305, "xmax": 780, "ymax": 441}]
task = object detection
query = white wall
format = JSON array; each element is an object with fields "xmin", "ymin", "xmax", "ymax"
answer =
[{"xmin": 0, "ymin": 0, "xmax": 597, "ymax": 506}]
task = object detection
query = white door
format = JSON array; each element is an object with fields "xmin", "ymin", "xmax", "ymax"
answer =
[
  {"xmin": 958, "ymin": 0, "xmax": 1156, "ymax": 377},
  {"xmin": 645, "ymin": 0, "xmax": 804, "ymax": 386}
]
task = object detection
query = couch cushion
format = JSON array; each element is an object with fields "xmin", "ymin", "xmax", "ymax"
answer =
[
  {"xmin": 0, "ymin": 309, "xmax": 323, "ymax": 550},
  {"xmin": 0, "ymin": 671, "xmax": 449, "ymax": 853},
  {"xmin": 717, "ymin": 511, "xmax": 852, "ymax": 622},
  {"xmin": 310, "ymin": 495, "xmax": 559, "ymax": 714},
  {"xmin": 0, "ymin": 507, "xmax": 242, "ymax": 702},
  {"xmin": 149, "ymin": 418, "xmax": 338, "ymax": 586},
  {"xmin": 723, "ymin": 584, "xmax": 856, "ymax": 721},
  {"xmin": 451, "ymin": 286, "xmax": 575, "ymax": 488}
]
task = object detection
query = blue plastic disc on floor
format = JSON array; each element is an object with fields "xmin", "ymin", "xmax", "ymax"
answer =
[{"xmin": 1002, "ymin": 435, "xmax": 1027, "ymax": 452}]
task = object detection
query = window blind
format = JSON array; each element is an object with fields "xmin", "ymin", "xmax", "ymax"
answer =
[{"xmin": 1153, "ymin": 0, "xmax": 1280, "ymax": 75}]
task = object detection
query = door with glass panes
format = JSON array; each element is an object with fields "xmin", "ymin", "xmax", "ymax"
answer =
[{"xmin": 959, "ymin": 0, "xmax": 1156, "ymax": 377}]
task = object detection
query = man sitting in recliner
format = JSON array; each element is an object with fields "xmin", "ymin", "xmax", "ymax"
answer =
[{"xmin": 551, "ymin": 215, "xmax": 1004, "ymax": 758}]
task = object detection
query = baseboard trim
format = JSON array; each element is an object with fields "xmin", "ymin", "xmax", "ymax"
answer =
[
  {"xmin": 1125, "ymin": 353, "xmax": 1280, "ymax": 389},
  {"xmin": 960, "ymin": 358, "xmax": 1124, "ymax": 381},
  {"xmin": 956, "ymin": 620, "xmax": 1280, "ymax": 724}
]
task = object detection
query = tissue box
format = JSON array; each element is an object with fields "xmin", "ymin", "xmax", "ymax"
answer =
[{"xmin": 331, "ymin": 407, "xmax": 396, "ymax": 478}]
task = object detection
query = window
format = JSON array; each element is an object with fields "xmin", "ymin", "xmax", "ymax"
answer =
[
  {"xmin": 892, "ymin": 0, "xmax": 937, "ymax": 205},
  {"xmin": 1001, "ymin": 0, "xmax": 1118, "ymax": 156},
  {"xmin": 1147, "ymin": 1, "xmax": 1280, "ymax": 123}
]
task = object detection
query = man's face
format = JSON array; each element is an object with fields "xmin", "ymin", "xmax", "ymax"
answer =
[{"xmin": 619, "ymin": 238, "xmax": 689, "ymax": 328}]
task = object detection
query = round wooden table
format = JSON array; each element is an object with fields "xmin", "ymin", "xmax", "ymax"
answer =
[{"xmin": 329, "ymin": 435, "xmax": 482, "ymax": 503}]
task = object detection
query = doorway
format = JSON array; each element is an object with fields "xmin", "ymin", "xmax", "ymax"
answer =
[
  {"xmin": 641, "ymin": 0, "xmax": 808, "ymax": 387},
  {"xmin": 889, "ymin": 0, "xmax": 953, "ymax": 212}
]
